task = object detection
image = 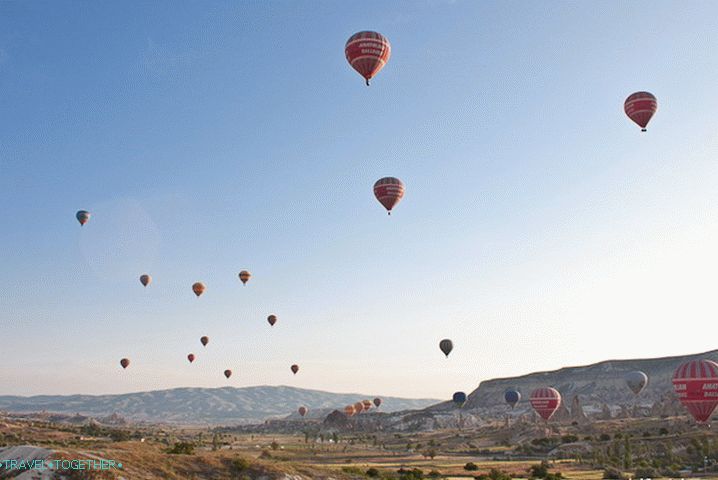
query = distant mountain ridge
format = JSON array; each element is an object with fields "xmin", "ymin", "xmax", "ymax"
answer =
[{"xmin": 0, "ymin": 385, "xmax": 439, "ymax": 425}]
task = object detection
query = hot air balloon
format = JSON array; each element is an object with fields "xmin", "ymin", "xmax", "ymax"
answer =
[
  {"xmin": 200, "ymin": 336, "xmax": 209, "ymax": 347},
  {"xmin": 140, "ymin": 274, "xmax": 152, "ymax": 287},
  {"xmin": 344, "ymin": 405, "xmax": 355, "ymax": 416},
  {"xmin": 625, "ymin": 371, "xmax": 648, "ymax": 396},
  {"xmin": 453, "ymin": 391, "xmax": 467, "ymax": 407},
  {"xmin": 298, "ymin": 406, "xmax": 308, "ymax": 417},
  {"xmin": 672, "ymin": 359, "xmax": 718, "ymax": 423},
  {"xmin": 373, "ymin": 177, "xmax": 405, "ymax": 215},
  {"xmin": 267, "ymin": 315, "xmax": 277, "ymax": 327},
  {"xmin": 354, "ymin": 401, "xmax": 364, "ymax": 414},
  {"xmin": 238, "ymin": 270, "xmax": 251, "ymax": 285},
  {"xmin": 624, "ymin": 91, "xmax": 657, "ymax": 132},
  {"xmin": 504, "ymin": 389, "xmax": 521, "ymax": 409},
  {"xmin": 76, "ymin": 210, "xmax": 91, "ymax": 226},
  {"xmin": 373, "ymin": 397, "xmax": 382, "ymax": 408},
  {"xmin": 362, "ymin": 399, "xmax": 373, "ymax": 411},
  {"xmin": 192, "ymin": 282, "xmax": 205, "ymax": 297},
  {"xmin": 120, "ymin": 358, "xmax": 130, "ymax": 369},
  {"xmin": 224, "ymin": 369, "xmax": 232, "ymax": 379},
  {"xmin": 291, "ymin": 364, "xmax": 299, "ymax": 375},
  {"xmin": 187, "ymin": 353, "xmax": 195, "ymax": 363},
  {"xmin": 530, "ymin": 387, "xmax": 561, "ymax": 421},
  {"xmin": 439, "ymin": 339, "xmax": 453, "ymax": 358},
  {"xmin": 345, "ymin": 31, "xmax": 391, "ymax": 86}
]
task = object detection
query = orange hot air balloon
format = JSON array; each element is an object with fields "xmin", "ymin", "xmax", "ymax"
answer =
[
  {"xmin": 362, "ymin": 399, "xmax": 372, "ymax": 411},
  {"xmin": 298, "ymin": 406, "xmax": 308, "ymax": 417},
  {"xmin": 373, "ymin": 397, "xmax": 382, "ymax": 408},
  {"xmin": 373, "ymin": 177, "xmax": 405, "ymax": 215},
  {"xmin": 200, "ymin": 336, "xmax": 209, "ymax": 347},
  {"xmin": 354, "ymin": 401, "xmax": 364, "ymax": 414},
  {"xmin": 267, "ymin": 315, "xmax": 277, "ymax": 326},
  {"xmin": 238, "ymin": 270, "xmax": 251, "ymax": 285},
  {"xmin": 344, "ymin": 405, "xmax": 355, "ymax": 416},
  {"xmin": 140, "ymin": 274, "xmax": 152, "ymax": 287},
  {"xmin": 291, "ymin": 364, "xmax": 299, "ymax": 375},
  {"xmin": 76, "ymin": 210, "xmax": 91, "ymax": 226},
  {"xmin": 192, "ymin": 282, "xmax": 205, "ymax": 297},
  {"xmin": 224, "ymin": 369, "xmax": 232, "ymax": 379},
  {"xmin": 345, "ymin": 31, "xmax": 391, "ymax": 86},
  {"xmin": 187, "ymin": 353, "xmax": 195, "ymax": 363},
  {"xmin": 120, "ymin": 358, "xmax": 130, "ymax": 369},
  {"xmin": 624, "ymin": 91, "xmax": 658, "ymax": 132}
]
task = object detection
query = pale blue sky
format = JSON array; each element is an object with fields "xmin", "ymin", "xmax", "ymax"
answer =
[{"xmin": 1, "ymin": 1, "xmax": 717, "ymax": 398}]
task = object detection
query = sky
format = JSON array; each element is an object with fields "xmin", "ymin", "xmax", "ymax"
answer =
[{"xmin": 1, "ymin": 0, "xmax": 717, "ymax": 399}]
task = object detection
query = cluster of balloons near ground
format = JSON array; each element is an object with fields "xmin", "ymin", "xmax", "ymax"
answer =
[
  {"xmin": 296, "ymin": 398, "xmax": 383, "ymax": 418},
  {"xmin": 83, "ymin": 30, "xmax": 660, "ymax": 419},
  {"xmin": 447, "ymin": 360, "xmax": 718, "ymax": 425}
]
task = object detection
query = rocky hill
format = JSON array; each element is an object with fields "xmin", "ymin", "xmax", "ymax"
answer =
[
  {"xmin": 434, "ymin": 349, "xmax": 718, "ymax": 421},
  {"xmin": 0, "ymin": 385, "xmax": 438, "ymax": 425}
]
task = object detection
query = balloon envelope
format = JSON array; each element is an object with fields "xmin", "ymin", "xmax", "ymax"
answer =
[
  {"xmin": 673, "ymin": 359, "xmax": 718, "ymax": 423},
  {"xmin": 624, "ymin": 91, "xmax": 657, "ymax": 131},
  {"xmin": 439, "ymin": 339, "xmax": 453, "ymax": 358},
  {"xmin": 76, "ymin": 210, "xmax": 91, "ymax": 226},
  {"xmin": 625, "ymin": 371, "xmax": 648, "ymax": 395},
  {"xmin": 373, "ymin": 177, "xmax": 405, "ymax": 214},
  {"xmin": 238, "ymin": 270, "xmax": 251, "ymax": 285},
  {"xmin": 530, "ymin": 387, "xmax": 561, "ymax": 421},
  {"xmin": 373, "ymin": 397, "xmax": 382, "ymax": 408},
  {"xmin": 140, "ymin": 274, "xmax": 151, "ymax": 287},
  {"xmin": 120, "ymin": 358, "xmax": 130, "ymax": 369},
  {"xmin": 267, "ymin": 315, "xmax": 277, "ymax": 326},
  {"xmin": 224, "ymin": 369, "xmax": 232, "ymax": 379},
  {"xmin": 362, "ymin": 399, "xmax": 372, "ymax": 411},
  {"xmin": 345, "ymin": 31, "xmax": 391, "ymax": 85},
  {"xmin": 504, "ymin": 389, "xmax": 521, "ymax": 408},
  {"xmin": 298, "ymin": 406, "xmax": 308, "ymax": 417},
  {"xmin": 453, "ymin": 391, "xmax": 467, "ymax": 406},
  {"xmin": 200, "ymin": 336, "xmax": 209, "ymax": 347},
  {"xmin": 187, "ymin": 353, "xmax": 195, "ymax": 363},
  {"xmin": 192, "ymin": 282, "xmax": 205, "ymax": 297},
  {"xmin": 344, "ymin": 405, "xmax": 355, "ymax": 416},
  {"xmin": 291, "ymin": 364, "xmax": 299, "ymax": 374},
  {"xmin": 354, "ymin": 401, "xmax": 364, "ymax": 414}
]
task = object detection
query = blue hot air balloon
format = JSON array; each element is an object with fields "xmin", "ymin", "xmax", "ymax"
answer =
[
  {"xmin": 504, "ymin": 389, "xmax": 521, "ymax": 409},
  {"xmin": 452, "ymin": 391, "xmax": 467, "ymax": 407}
]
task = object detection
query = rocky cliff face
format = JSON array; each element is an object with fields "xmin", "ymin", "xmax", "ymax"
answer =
[{"xmin": 460, "ymin": 349, "xmax": 718, "ymax": 419}]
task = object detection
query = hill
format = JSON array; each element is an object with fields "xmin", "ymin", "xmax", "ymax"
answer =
[{"xmin": 0, "ymin": 385, "xmax": 438, "ymax": 425}]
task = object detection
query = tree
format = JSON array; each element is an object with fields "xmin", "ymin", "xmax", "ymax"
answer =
[{"xmin": 465, "ymin": 462, "xmax": 479, "ymax": 471}]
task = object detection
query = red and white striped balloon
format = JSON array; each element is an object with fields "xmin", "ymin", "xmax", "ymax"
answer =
[
  {"xmin": 373, "ymin": 177, "xmax": 405, "ymax": 215},
  {"xmin": 624, "ymin": 91, "xmax": 657, "ymax": 132},
  {"xmin": 530, "ymin": 387, "xmax": 561, "ymax": 421},
  {"xmin": 673, "ymin": 359, "xmax": 718, "ymax": 423},
  {"xmin": 345, "ymin": 31, "xmax": 391, "ymax": 86}
]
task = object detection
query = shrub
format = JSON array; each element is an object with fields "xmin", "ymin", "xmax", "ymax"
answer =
[
  {"xmin": 634, "ymin": 467, "xmax": 658, "ymax": 478},
  {"xmin": 366, "ymin": 467, "xmax": 380, "ymax": 477},
  {"xmin": 659, "ymin": 428, "xmax": 669, "ymax": 435},
  {"xmin": 602, "ymin": 467, "xmax": 624, "ymax": 479},
  {"xmin": 166, "ymin": 442, "xmax": 195, "ymax": 455},
  {"xmin": 465, "ymin": 462, "xmax": 479, "ymax": 471},
  {"xmin": 231, "ymin": 457, "xmax": 250, "ymax": 472},
  {"xmin": 529, "ymin": 461, "xmax": 549, "ymax": 478},
  {"xmin": 259, "ymin": 449, "xmax": 272, "ymax": 459},
  {"xmin": 428, "ymin": 470, "xmax": 442, "ymax": 478},
  {"xmin": 599, "ymin": 434, "xmax": 611, "ymax": 442},
  {"xmin": 342, "ymin": 466, "xmax": 363, "ymax": 475},
  {"xmin": 560, "ymin": 435, "xmax": 578, "ymax": 444},
  {"xmin": 398, "ymin": 467, "xmax": 424, "ymax": 479},
  {"xmin": 270, "ymin": 440, "xmax": 280, "ymax": 450}
]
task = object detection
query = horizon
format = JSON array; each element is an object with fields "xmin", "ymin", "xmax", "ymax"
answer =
[{"xmin": 2, "ymin": 1, "xmax": 718, "ymax": 398}]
